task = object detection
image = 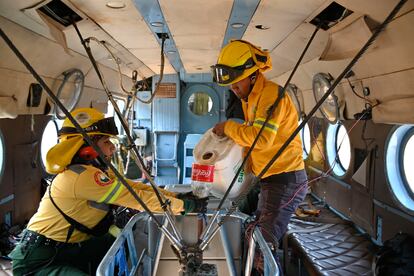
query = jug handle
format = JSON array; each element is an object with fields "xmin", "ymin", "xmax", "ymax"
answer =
[{"xmin": 210, "ymin": 129, "xmax": 229, "ymax": 142}]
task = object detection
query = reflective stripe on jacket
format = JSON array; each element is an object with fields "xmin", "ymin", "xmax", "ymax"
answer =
[
  {"xmin": 27, "ymin": 164, "xmax": 183, "ymax": 242},
  {"xmin": 224, "ymin": 73, "xmax": 304, "ymax": 177}
]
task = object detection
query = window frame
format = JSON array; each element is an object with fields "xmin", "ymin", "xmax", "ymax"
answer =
[
  {"xmin": 398, "ymin": 127, "xmax": 414, "ymax": 199},
  {"xmin": 385, "ymin": 125, "xmax": 414, "ymax": 213},
  {"xmin": 300, "ymin": 121, "xmax": 311, "ymax": 160},
  {"xmin": 335, "ymin": 124, "xmax": 351, "ymax": 172},
  {"xmin": 326, "ymin": 122, "xmax": 351, "ymax": 177}
]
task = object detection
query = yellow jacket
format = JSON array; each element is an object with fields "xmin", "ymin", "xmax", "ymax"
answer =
[
  {"xmin": 224, "ymin": 73, "xmax": 304, "ymax": 178},
  {"xmin": 27, "ymin": 164, "xmax": 183, "ymax": 242}
]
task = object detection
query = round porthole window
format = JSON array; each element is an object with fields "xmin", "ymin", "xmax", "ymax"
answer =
[
  {"xmin": 385, "ymin": 125, "xmax": 414, "ymax": 212},
  {"xmin": 312, "ymin": 73, "xmax": 339, "ymax": 124},
  {"xmin": 286, "ymin": 84, "xmax": 305, "ymax": 120},
  {"xmin": 41, "ymin": 120, "xmax": 60, "ymax": 170},
  {"xmin": 188, "ymin": 92, "xmax": 213, "ymax": 116},
  {"xmin": 299, "ymin": 120, "xmax": 311, "ymax": 159},
  {"xmin": 54, "ymin": 69, "xmax": 84, "ymax": 119},
  {"xmin": 326, "ymin": 123, "xmax": 351, "ymax": 176}
]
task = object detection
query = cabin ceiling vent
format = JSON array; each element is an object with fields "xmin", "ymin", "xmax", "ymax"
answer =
[
  {"xmin": 310, "ymin": 1, "xmax": 353, "ymax": 30},
  {"xmin": 38, "ymin": 0, "xmax": 83, "ymax": 27}
]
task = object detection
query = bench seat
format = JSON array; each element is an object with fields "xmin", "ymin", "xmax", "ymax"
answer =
[{"xmin": 286, "ymin": 205, "xmax": 374, "ymax": 275}]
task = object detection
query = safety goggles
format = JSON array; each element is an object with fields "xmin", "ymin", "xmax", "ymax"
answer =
[
  {"xmin": 59, "ymin": 117, "xmax": 119, "ymax": 136},
  {"xmin": 211, "ymin": 58, "xmax": 255, "ymax": 85}
]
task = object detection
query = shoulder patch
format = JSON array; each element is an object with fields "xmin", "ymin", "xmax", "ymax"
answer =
[{"xmin": 94, "ymin": 171, "xmax": 114, "ymax": 186}]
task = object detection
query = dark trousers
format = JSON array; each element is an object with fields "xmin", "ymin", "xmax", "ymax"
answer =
[
  {"xmin": 256, "ymin": 170, "xmax": 308, "ymax": 262},
  {"xmin": 9, "ymin": 232, "xmax": 115, "ymax": 276}
]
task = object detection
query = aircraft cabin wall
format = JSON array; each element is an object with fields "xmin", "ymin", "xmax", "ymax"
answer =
[
  {"xmin": 0, "ymin": 0, "xmax": 413, "ymax": 246},
  {"xmin": 0, "ymin": 17, "xmax": 131, "ymax": 225},
  {"xmin": 266, "ymin": 2, "xmax": 414, "ymax": 243}
]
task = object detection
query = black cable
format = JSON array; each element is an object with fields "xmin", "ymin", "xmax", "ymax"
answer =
[
  {"xmin": 346, "ymin": 78, "xmax": 366, "ymax": 101},
  {"xmin": 215, "ymin": 25, "xmax": 321, "ymax": 211},
  {"xmin": 215, "ymin": 0, "xmax": 407, "ymax": 228},
  {"xmin": 0, "ymin": 27, "xmax": 167, "ymax": 230},
  {"xmin": 255, "ymin": 0, "xmax": 407, "ymax": 183},
  {"xmin": 71, "ymin": 22, "xmax": 169, "ymax": 211}
]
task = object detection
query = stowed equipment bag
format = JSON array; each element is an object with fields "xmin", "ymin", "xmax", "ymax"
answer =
[{"xmin": 373, "ymin": 233, "xmax": 414, "ymax": 276}]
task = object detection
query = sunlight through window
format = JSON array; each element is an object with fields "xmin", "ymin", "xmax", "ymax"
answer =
[
  {"xmin": 336, "ymin": 124, "xmax": 351, "ymax": 171},
  {"xmin": 403, "ymin": 131, "xmax": 414, "ymax": 194},
  {"xmin": 41, "ymin": 120, "xmax": 59, "ymax": 170},
  {"xmin": 385, "ymin": 125, "xmax": 414, "ymax": 211}
]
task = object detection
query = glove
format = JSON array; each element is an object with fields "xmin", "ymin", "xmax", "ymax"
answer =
[
  {"xmin": 182, "ymin": 197, "xmax": 208, "ymax": 214},
  {"xmin": 177, "ymin": 191, "xmax": 197, "ymax": 200}
]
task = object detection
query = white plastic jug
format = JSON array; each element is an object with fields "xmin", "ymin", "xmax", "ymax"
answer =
[{"xmin": 193, "ymin": 128, "xmax": 253, "ymax": 200}]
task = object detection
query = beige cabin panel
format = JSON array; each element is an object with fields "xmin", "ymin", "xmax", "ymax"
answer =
[
  {"xmin": 352, "ymin": 10, "xmax": 414, "ymax": 79},
  {"xmin": 129, "ymin": 49, "xmax": 178, "ymax": 75},
  {"xmin": 265, "ymin": 23, "xmax": 329, "ymax": 79},
  {"xmin": 159, "ymin": 0, "xmax": 232, "ymax": 73},
  {"xmin": 243, "ymin": 0, "xmax": 326, "ymax": 51},
  {"xmin": 336, "ymin": 0, "xmax": 414, "ymax": 23}
]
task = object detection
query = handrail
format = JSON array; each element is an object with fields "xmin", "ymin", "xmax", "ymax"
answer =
[
  {"xmin": 97, "ymin": 213, "xmax": 151, "ymax": 276},
  {"xmin": 97, "ymin": 212, "xmax": 279, "ymax": 276}
]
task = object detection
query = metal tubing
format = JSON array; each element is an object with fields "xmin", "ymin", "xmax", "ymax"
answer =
[
  {"xmin": 71, "ymin": 22, "xmax": 177, "ymax": 220},
  {"xmin": 219, "ymin": 226, "xmax": 237, "ymax": 276},
  {"xmin": 165, "ymin": 211, "xmax": 183, "ymax": 242},
  {"xmin": 199, "ymin": 211, "xmax": 219, "ymax": 245},
  {"xmin": 256, "ymin": 0, "xmax": 408, "ymax": 181},
  {"xmin": 0, "ymin": 27, "xmax": 183, "ymax": 251},
  {"xmin": 201, "ymin": 0, "xmax": 407, "ymax": 251},
  {"xmin": 200, "ymin": 26, "xmax": 322, "ymax": 245},
  {"xmin": 200, "ymin": 224, "xmax": 220, "ymax": 251},
  {"xmin": 215, "ymin": 25, "xmax": 321, "ymax": 211},
  {"xmin": 253, "ymin": 228, "xmax": 279, "ymax": 276},
  {"xmin": 244, "ymin": 233, "xmax": 256, "ymax": 276}
]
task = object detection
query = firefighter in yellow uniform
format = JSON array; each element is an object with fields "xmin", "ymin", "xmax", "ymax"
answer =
[
  {"xmin": 212, "ymin": 40, "xmax": 308, "ymax": 274},
  {"xmin": 9, "ymin": 108, "xmax": 206, "ymax": 276}
]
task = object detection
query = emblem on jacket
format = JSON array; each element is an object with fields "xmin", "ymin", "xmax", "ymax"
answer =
[{"xmin": 94, "ymin": 172, "xmax": 114, "ymax": 186}]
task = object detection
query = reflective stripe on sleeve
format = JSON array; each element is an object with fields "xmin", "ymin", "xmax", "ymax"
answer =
[
  {"xmin": 253, "ymin": 117, "xmax": 278, "ymax": 133},
  {"xmin": 98, "ymin": 179, "xmax": 124, "ymax": 204}
]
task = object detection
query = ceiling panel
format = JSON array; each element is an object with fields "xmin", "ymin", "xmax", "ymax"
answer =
[
  {"xmin": 70, "ymin": 0, "xmax": 156, "ymax": 49},
  {"xmin": 265, "ymin": 22, "xmax": 329, "ymax": 79},
  {"xmin": 159, "ymin": 0, "xmax": 233, "ymax": 74},
  {"xmin": 243, "ymin": 0, "xmax": 326, "ymax": 50},
  {"xmin": 129, "ymin": 49, "xmax": 176, "ymax": 74}
]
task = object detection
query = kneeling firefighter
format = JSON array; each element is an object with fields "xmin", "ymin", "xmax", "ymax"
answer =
[{"xmin": 9, "ymin": 108, "xmax": 207, "ymax": 275}]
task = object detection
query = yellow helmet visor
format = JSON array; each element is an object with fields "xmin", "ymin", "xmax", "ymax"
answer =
[
  {"xmin": 211, "ymin": 58, "xmax": 255, "ymax": 85},
  {"xmin": 59, "ymin": 117, "xmax": 119, "ymax": 137}
]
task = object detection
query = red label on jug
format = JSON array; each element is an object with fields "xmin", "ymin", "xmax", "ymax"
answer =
[{"xmin": 191, "ymin": 163, "xmax": 214, "ymax": 182}]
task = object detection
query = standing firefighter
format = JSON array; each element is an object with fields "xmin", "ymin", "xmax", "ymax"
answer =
[
  {"xmin": 211, "ymin": 40, "xmax": 308, "ymax": 273},
  {"xmin": 9, "ymin": 108, "xmax": 206, "ymax": 276}
]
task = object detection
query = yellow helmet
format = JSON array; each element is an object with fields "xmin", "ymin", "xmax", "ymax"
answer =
[
  {"xmin": 46, "ymin": 108, "xmax": 118, "ymax": 174},
  {"xmin": 59, "ymin": 108, "xmax": 118, "ymax": 140},
  {"xmin": 211, "ymin": 40, "xmax": 272, "ymax": 86}
]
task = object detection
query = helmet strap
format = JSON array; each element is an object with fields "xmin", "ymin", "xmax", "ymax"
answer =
[{"xmin": 249, "ymin": 71, "xmax": 258, "ymax": 91}]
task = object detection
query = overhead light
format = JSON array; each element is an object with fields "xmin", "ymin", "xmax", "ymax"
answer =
[
  {"xmin": 106, "ymin": 1, "xmax": 125, "ymax": 9},
  {"xmin": 150, "ymin": 22, "xmax": 164, "ymax": 27},
  {"xmin": 231, "ymin": 22, "xmax": 244, "ymax": 29},
  {"xmin": 196, "ymin": 67, "xmax": 203, "ymax": 71},
  {"xmin": 167, "ymin": 50, "xmax": 176, "ymax": 54}
]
